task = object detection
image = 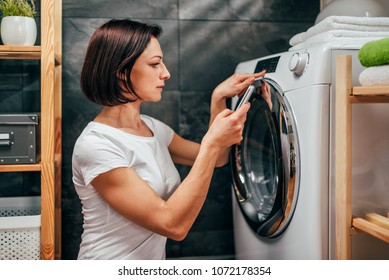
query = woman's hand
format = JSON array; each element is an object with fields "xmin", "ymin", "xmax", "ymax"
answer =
[
  {"xmin": 203, "ymin": 103, "xmax": 250, "ymax": 150},
  {"xmin": 212, "ymin": 70, "xmax": 266, "ymax": 101},
  {"xmin": 209, "ymin": 70, "xmax": 265, "ymax": 126}
]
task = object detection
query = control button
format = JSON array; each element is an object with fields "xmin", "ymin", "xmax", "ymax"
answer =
[{"xmin": 289, "ymin": 52, "xmax": 309, "ymax": 76}]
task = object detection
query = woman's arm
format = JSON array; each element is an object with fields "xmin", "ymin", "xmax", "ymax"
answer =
[
  {"xmin": 168, "ymin": 133, "xmax": 200, "ymax": 166},
  {"xmin": 209, "ymin": 71, "xmax": 266, "ymax": 166},
  {"xmin": 168, "ymin": 72, "xmax": 267, "ymax": 168},
  {"xmin": 168, "ymin": 131, "xmax": 228, "ymax": 168},
  {"xmin": 91, "ymin": 104, "xmax": 250, "ymax": 241}
]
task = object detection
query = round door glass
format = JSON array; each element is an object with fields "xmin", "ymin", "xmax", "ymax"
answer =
[
  {"xmin": 231, "ymin": 79, "xmax": 299, "ymax": 238},
  {"xmin": 242, "ymin": 100, "xmax": 280, "ymax": 222}
]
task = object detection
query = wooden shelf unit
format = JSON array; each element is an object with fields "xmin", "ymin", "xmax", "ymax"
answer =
[
  {"xmin": 0, "ymin": 0, "xmax": 62, "ymax": 260},
  {"xmin": 335, "ymin": 55, "xmax": 389, "ymax": 260}
]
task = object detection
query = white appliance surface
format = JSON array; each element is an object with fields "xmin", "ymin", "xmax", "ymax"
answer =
[{"xmin": 232, "ymin": 42, "xmax": 389, "ymax": 259}]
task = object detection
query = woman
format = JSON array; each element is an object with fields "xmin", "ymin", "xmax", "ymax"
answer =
[{"xmin": 72, "ymin": 18, "xmax": 265, "ymax": 259}]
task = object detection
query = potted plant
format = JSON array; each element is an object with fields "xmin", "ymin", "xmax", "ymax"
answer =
[{"xmin": 0, "ymin": 0, "xmax": 37, "ymax": 46}]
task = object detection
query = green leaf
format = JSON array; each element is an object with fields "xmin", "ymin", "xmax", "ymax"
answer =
[{"xmin": 0, "ymin": 0, "xmax": 36, "ymax": 18}]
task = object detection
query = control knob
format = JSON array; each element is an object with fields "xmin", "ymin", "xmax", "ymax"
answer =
[{"xmin": 289, "ymin": 52, "xmax": 309, "ymax": 76}]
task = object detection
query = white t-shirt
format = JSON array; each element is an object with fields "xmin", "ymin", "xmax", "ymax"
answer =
[{"xmin": 72, "ymin": 115, "xmax": 181, "ymax": 259}]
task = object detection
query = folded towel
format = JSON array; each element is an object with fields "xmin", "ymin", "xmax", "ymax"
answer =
[
  {"xmin": 358, "ymin": 37, "xmax": 389, "ymax": 67},
  {"xmin": 359, "ymin": 64, "xmax": 389, "ymax": 86},
  {"xmin": 289, "ymin": 37, "xmax": 384, "ymax": 51},
  {"xmin": 290, "ymin": 29, "xmax": 389, "ymax": 47},
  {"xmin": 290, "ymin": 16, "xmax": 389, "ymax": 46},
  {"xmin": 298, "ymin": 29, "xmax": 388, "ymax": 45}
]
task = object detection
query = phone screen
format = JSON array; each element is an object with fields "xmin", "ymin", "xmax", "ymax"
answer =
[
  {"xmin": 235, "ymin": 85, "xmax": 255, "ymax": 111},
  {"xmin": 234, "ymin": 77, "xmax": 263, "ymax": 111}
]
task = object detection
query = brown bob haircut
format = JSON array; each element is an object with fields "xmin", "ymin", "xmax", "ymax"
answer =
[{"xmin": 80, "ymin": 19, "xmax": 162, "ymax": 106}]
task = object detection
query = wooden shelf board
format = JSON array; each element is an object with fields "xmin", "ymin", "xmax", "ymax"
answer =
[
  {"xmin": 0, "ymin": 46, "xmax": 62, "ymax": 65},
  {"xmin": 353, "ymin": 85, "xmax": 389, "ymax": 96},
  {"xmin": 350, "ymin": 85, "xmax": 389, "ymax": 103},
  {"xmin": 353, "ymin": 217, "xmax": 389, "ymax": 243},
  {"xmin": 349, "ymin": 95, "xmax": 389, "ymax": 103},
  {"xmin": 365, "ymin": 213, "xmax": 389, "ymax": 230},
  {"xmin": 0, "ymin": 45, "xmax": 41, "ymax": 59},
  {"xmin": 0, "ymin": 163, "xmax": 41, "ymax": 172}
]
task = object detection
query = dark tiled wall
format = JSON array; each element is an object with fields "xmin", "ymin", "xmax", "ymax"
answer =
[{"xmin": 0, "ymin": 0, "xmax": 319, "ymax": 259}]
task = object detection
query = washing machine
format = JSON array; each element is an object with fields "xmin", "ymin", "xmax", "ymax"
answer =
[{"xmin": 231, "ymin": 42, "xmax": 389, "ymax": 259}]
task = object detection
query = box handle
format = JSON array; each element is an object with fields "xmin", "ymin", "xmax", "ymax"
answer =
[{"xmin": 0, "ymin": 133, "xmax": 11, "ymax": 146}]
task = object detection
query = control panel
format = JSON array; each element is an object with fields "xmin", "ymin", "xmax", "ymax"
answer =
[{"xmin": 255, "ymin": 56, "xmax": 280, "ymax": 73}]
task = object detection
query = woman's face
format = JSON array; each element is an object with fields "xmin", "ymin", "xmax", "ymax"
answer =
[{"xmin": 130, "ymin": 36, "xmax": 170, "ymax": 102}]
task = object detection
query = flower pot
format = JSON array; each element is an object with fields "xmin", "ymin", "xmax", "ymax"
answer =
[{"xmin": 1, "ymin": 16, "xmax": 37, "ymax": 46}]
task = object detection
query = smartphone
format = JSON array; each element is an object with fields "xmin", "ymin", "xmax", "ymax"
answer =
[{"xmin": 234, "ymin": 77, "xmax": 264, "ymax": 111}]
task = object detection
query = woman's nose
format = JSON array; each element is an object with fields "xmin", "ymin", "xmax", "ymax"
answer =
[{"xmin": 161, "ymin": 63, "xmax": 171, "ymax": 80}]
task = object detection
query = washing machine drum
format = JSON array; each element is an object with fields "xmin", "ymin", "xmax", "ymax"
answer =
[{"xmin": 231, "ymin": 79, "xmax": 300, "ymax": 238}]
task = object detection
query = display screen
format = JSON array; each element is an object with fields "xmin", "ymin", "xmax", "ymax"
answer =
[{"xmin": 255, "ymin": 56, "xmax": 280, "ymax": 73}]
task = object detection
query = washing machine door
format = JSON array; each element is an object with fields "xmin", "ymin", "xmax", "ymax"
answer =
[{"xmin": 231, "ymin": 79, "xmax": 300, "ymax": 238}]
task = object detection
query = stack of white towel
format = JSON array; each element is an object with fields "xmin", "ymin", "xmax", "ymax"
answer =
[{"xmin": 289, "ymin": 16, "xmax": 389, "ymax": 50}]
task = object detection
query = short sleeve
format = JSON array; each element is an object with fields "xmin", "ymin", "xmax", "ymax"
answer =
[{"xmin": 72, "ymin": 131, "xmax": 130, "ymax": 187}]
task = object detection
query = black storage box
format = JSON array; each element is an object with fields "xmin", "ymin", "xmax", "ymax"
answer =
[{"xmin": 0, "ymin": 114, "xmax": 40, "ymax": 164}]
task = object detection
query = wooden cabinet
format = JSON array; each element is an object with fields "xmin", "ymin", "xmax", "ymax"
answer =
[
  {"xmin": 335, "ymin": 54, "xmax": 389, "ymax": 260},
  {"xmin": 0, "ymin": 0, "xmax": 62, "ymax": 260}
]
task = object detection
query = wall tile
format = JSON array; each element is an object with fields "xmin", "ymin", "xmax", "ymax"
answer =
[
  {"xmin": 0, "ymin": 61, "xmax": 23, "ymax": 91},
  {"xmin": 179, "ymin": 20, "xmax": 313, "ymax": 91},
  {"xmin": 179, "ymin": 0, "xmax": 319, "ymax": 22},
  {"xmin": 22, "ymin": 90, "xmax": 40, "ymax": 112},
  {"xmin": 22, "ymin": 61, "xmax": 40, "ymax": 92},
  {"xmin": 0, "ymin": 173, "xmax": 40, "ymax": 197},
  {"xmin": 192, "ymin": 165, "xmax": 234, "ymax": 231},
  {"xmin": 0, "ymin": 90, "xmax": 23, "ymax": 112},
  {"xmin": 63, "ymin": 0, "xmax": 178, "ymax": 18},
  {"xmin": 0, "ymin": 174, "xmax": 24, "ymax": 196},
  {"xmin": 179, "ymin": 90, "xmax": 210, "ymax": 141},
  {"xmin": 179, "ymin": 230, "xmax": 235, "ymax": 258},
  {"xmin": 62, "ymin": 18, "xmax": 107, "ymax": 90}
]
